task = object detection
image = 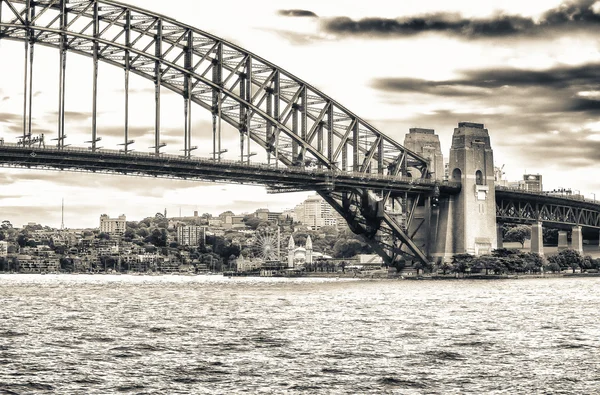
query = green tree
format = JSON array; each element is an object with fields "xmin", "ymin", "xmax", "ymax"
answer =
[
  {"xmin": 504, "ymin": 225, "xmax": 531, "ymax": 248},
  {"xmin": 547, "ymin": 249, "xmax": 584, "ymax": 273},
  {"xmin": 16, "ymin": 233, "xmax": 28, "ymax": 248},
  {"xmin": 544, "ymin": 260, "xmax": 561, "ymax": 273},
  {"xmin": 518, "ymin": 252, "xmax": 545, "ymax": 273},
  {"xmin": 333, "ymin": 239, "xmax": 370, "ymax": 258},
  {"xmin": 451, "ymin": 253, "xmax": 473, "ymax": 275}
]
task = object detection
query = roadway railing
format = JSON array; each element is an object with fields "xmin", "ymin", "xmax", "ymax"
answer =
[
  {"xmin": 0, "ymin": 142, "xmax": 461, "ymax": 189},
  {"xmin": 496, "ymin": 186, "xmax": 600, "ymax": 206}
]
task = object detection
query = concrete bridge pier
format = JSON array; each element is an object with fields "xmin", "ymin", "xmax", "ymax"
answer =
[
  {"xmin": 429, "ymin": 122, "xmax": 497, "ymax": 259},
  {"xmin": 571, "ymin": 226, "xmax": 583, "ymax": 254},
  {"xmin": 496, "ymin": 223, "xmax": 504, "ymax": 249},
  {"xmin": 558, "ymin": 231, "xmax": 568, "ymax": 251},
  {"xmin": 530, "ymin": 222, "xmax": 544, "ymax": 255}
]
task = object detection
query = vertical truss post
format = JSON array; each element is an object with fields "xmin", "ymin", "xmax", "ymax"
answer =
[
  {"xmin": 154, "ymin": 19, "xmax": 162, "ymax": 156},
  {"xmin": 211, "ymin": 42, "xmax": 222, "ymax": 161},
  {"xmin": 27, "ymin": 2, "xmax": 35, "ymax": 145},
  {"xmin": 91, "ymin": 0, "xmax": 99, "ymax": 152},
  {"xmin": 292, "ymin": 103, "xmax": 298, "ymax": 163},
  {"xmin": 239, "ymin": 72, "xmax": 246, "ymax": 163},
  {"xmin": 57, "ymin": 0, "xmax": 67, "ymax": 149},
  {"xmin": 246, "ymin": 56, "xmax": 252, "ymax": 165},
  {"xmin": 273, "ymin": 70, "xmax": 280, "ymax": 168},
  {"xmin": 352, "ymin": 122, "xmax": 359, "ymax": 172},
  {"xmin": 123, "ymin": 9, "xmax": 131, "ymax": 153},
  {"xmin": 378, "ymin": 138, "xmax": 384, "ymax": 175},
  {"xmin": 184, "ymin": 29, "xmax": 193, "ymax": 158},
  {"xmin": 342, "ymin": 139, "xmax": 348, "ymax": 171},
  {"xmin": 301, "ymin": 87, "xmax": 307, "ymax": 166},
  {"xmin": 266, "ymin": 89, "xmax": 273, "ymax": 165},
  {"xmin": 327, "ymin": 103, "xmax": 333, "ymax": 165},
  {"xmin": 22, "ymin": 0, "xmax": 30, "ymax": 146},
  {"xmin": 317, "ymin": 123, "xmax": 323, "ymax": 170}
]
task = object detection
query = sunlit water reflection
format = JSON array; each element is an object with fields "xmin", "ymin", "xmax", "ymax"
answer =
[{"xmin": 1, "ymin": 274, "xmax": 599, "ymax": 394}]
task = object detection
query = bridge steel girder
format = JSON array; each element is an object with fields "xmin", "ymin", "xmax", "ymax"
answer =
[
  {"xmin": 496, "ymin": 189, "xmax": 600, "ymax": 230},
  {"xmin": 0, "ymin": 0, "xmax": 437, "ymax": 265}
]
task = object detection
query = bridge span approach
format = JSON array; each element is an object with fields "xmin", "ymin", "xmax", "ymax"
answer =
[{"xmin": 0, "ymin": 0, "xmax": 599, "ymax": 265}]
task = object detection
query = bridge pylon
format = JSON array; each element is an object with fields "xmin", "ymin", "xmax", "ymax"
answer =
[{"xmin": 432, "ymin": 122, "xmax": 497, "ymax": 259}]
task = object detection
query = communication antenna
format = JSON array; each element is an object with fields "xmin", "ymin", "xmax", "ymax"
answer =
[{"xmin": 61, "ymin": 198, "xmax": 65, "ymax": 230}]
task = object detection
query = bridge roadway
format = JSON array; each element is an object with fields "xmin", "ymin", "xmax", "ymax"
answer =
[
  {"xmin": 496, "ymin": 187, "xmax": 600, "ymax": 231},
  {"xmin": 1, "ymin": 144, "xmax": 599, "ymax": 233},
  {"xmin": 0, "ymin": 144, "xmax": 460, "ymax": 195}
]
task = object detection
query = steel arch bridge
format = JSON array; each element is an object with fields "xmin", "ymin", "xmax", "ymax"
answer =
[
  {"xmin": 0, "ymin": 0, "xmax": 455, "ymax": 265},
  {"xmin": 496, "ymin": 188, "xmax": 600, "ymax": 231}
]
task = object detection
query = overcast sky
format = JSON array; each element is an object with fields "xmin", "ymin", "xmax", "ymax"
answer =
[{"xmin": 0, "ymin": 0, "xmax": 599, "ymax": 228}]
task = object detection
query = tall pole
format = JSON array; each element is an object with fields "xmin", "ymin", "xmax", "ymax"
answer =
[
  {"xmin": 27, "ymin": 5, "xmax": 35, "ymax": 144},
  {"xmin": 57, "ymin": 0, "xmax": 66, "ymax": 148},
  {"xmin": 274, "ymin": 70, "xmax": 280, "ymax": 168},
  {"xmin": 154, "ymin": 19, "xmax": 162, "ymax": 156},
  {"xmin": 184, "ymin": 30, "xmax": 193, "ymax": 158},
  {"xmin": 22, "ymin": 0, "xmax": 30, "ymax": 146},
  {"xmin": 123, "ymin": 10, "xmax": 131, "ymax": 153},
  {"xmin": 91, "ymin": 0, "xmax": 99, "ymax": 151},
  {"xmin": 239, "ymin": 74, "xmax": 245, "ymax": 163},
  {"xmin": 246, "ymin": 56, "xmax": 252, "ymax": 165}
]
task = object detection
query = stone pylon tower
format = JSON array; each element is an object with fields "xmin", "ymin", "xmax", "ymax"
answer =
[
  {"xmin": 287, "ymin": 235, "xmax": 295, "ymax": 268},
  {"xmin": 403, "ymin": 128, "xmax": 445, "ymax": 180},
  {"xmin": 305, "ymin": 235, "xmax": 313, "ymax": 264},
  {"xmin": 446, "ymin": 122, "xmax": 497, "ymax": 255}
]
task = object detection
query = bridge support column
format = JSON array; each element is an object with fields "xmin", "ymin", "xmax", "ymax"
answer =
[
  {"xmin": 571, "ymin": 226, "xmax": 583, "ymax": 254},
  {"xmin": 444, "ymin": 122, "xmax": 497, "ymax": 256},
  {"xmin": 496, "ymin": 223, "xmax": 504, "ymax": 249},
  {"xmin": 530, "ymin": 222, "xmax": 544, "ymax": 256},
  {"xmin": 558, "ymin": 231, "xmax": 568, "ymax": 251}
]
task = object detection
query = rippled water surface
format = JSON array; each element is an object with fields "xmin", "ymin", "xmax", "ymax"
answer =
[{"xmin": 1, "ymin": 275, "xmax": 599, "ymax": 394}]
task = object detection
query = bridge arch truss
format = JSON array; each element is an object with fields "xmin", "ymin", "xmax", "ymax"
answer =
[{"xmin": 0, "ymin": 0, "xmax": 437, "ymax": 265}]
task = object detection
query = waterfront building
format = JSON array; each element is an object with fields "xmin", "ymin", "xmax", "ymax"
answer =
[
  {"xmin": 99, "ymin": 214, "xmax": 126, "ymax": 235},
  {"xmin": 177, "ymin": 224, "xmax": 206, "ymax": 246},
  {"xmin": 0, "ymin": 241, "xmax": 7, "ymax": 257},
  {"xmin": 287, "ymin": 235, "xmax": 314, "ymax": 268},
  {"xmin": 295, "ymin": 195, "xmax": 339, "ymax": 230},
  {"xmin": 523, "ymin": 174, "xmax": 543, "ymax": 192}
]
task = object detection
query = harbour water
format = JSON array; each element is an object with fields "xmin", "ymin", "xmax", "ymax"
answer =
[{"xmin": 1, "ymin": 274, "xmax": 599, "ymax": 394}]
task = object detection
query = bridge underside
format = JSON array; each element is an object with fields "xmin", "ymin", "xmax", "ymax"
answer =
[{"xmin": 496, "ymin": 189, "xmax": 600, "ymax": 232}]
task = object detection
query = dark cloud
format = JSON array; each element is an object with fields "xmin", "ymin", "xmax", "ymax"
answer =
[
  {"xmin": 278, "ymin": 9, "xmax": 318, "ymax": 18},
  {"xmin": 373, "ymin": 62, "xmax": 600, "ymax": 117},
  {"xmin": 0, "ymin": 112, "xmax": 22, "ymax": 123},
  {"xmin": 568, "ymin": 98, "xmax": 600, "ymax": 113},
  {"xmin": 322, "ymin": 0, "xmax": 600, "ymax": 39}
]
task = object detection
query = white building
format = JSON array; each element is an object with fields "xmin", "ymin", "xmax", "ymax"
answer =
[
  {"xmin": 295, "ymin": 195, "xmax": 340, "ymax": 230},
  {"xmin": 99, "ymin": 214, "xmax": 126, "ymax": 235},
  {"xmin": 177, "ymin": 225, "xmax": 205, "ymax": 246},
  {"xmin": 0, "ymin": 241, "xmax": 7, "ymax": 257}
]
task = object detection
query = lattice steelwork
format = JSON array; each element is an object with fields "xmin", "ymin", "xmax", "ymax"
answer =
[
  {"xmin": 0, "ymin": 0, "xmax": 440, "ymax": 264},
  {"xmin": 496, "ymin": 189, "xmax": 600, "ymax": 229}
]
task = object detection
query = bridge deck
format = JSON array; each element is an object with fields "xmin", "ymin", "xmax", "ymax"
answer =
[{"xmin": 0, "ymin": 144, "xmax": 461, "ymax": 195}]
